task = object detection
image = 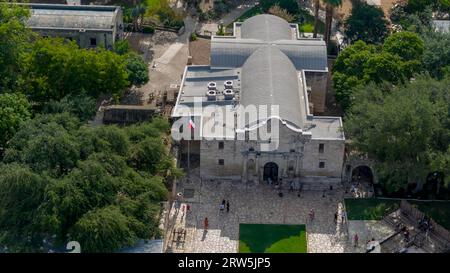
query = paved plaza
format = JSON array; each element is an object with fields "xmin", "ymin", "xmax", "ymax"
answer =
[{"xmin": 164, "ymin": 170, "xmax": 388, "ymax": 253}]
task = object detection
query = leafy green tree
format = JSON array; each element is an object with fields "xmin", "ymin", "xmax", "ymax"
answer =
[
  {"xmin": 129, "ymin": 137, "xmax": 165, "ymax": 173},
  {"xmin": 332, "ymin": 41, "xmax": 376, "ymax": 110},
  {"xmin": 22, "ymin": 38, "xmax": 129, "ymax": 103},
  {"xmin": 125, "ymin": 52, "xmax": 149, "ymax": 87},
  {"xmin": 345, "ymin": 75, "xmax": 450, "ymax": 192},
  {"xmin": 383, "ymin": 31, "xmax": 424, "ymax": 62},
  {"xmin": 332, "ymin": 33, "xmax": 425, "ymax": 112},
  {"xmin": 0, "ymin": 3, "xmax": 33, "ymax": 92},
  {"xmin": 114, "ymin": 40, "xmax": 131, "ymax": 55},
  {"xmin": 0, "ymin": 115, "xmax": 172, "ymax": 252},
  {"xmin": 421, "ymin": 30, "xmax": 450, "ymax": 79},
  {"xmin": 42, "ymin": 93, "xmax": 97, "ymax": 122},
  {"xmin": 0, "ymin": 93, "xmax": 31, "ymax": 151},
  {"xmin": 0, "ymin": 164, "xmax": 49, "ymax": 252},
  {"xmin": 3, "ymin": 113, "xmax": 81, "ymax": 175},
  {"xmin": 344, "ymin": 0, "xmax": 389, "ymax": 44},
  {"xmin": 70, "ymin": 206, "xmax": 138, "ymax": 252}
]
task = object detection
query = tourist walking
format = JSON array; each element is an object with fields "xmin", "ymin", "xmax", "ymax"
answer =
[
  {"xmin": 309, "ymin": 209, "xmax": 315, "ymax": 222},
  {"xmin": 204, "ymin": 217, "xmax": 209, "ymax": 230},
  {"xmin": 354, "ymin": 233, "xmax": 359, "ymax": 247},
  {"xmin": 341, "ymin": 210, "xmax": 346, "ymax": 224},
  {"xmin": 226, "ymin": 201, "xmax": 230, "ymax": 213}
]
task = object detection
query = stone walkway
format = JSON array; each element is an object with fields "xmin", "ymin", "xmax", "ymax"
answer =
[{"xmin": 165, "ymin": 172, "xmax": 373, "ymax": 253}]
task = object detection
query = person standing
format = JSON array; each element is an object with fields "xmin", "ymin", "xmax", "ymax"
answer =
[
  {"xmin": 341, "ymin": 210, "xmax": 346, "ymax": 224},
  {"xmin": 204, "ymin": 217, "xmax": 209, "ymax": 230},
  {"xmin": 226, "ymin": 201, "xmax": 230, "ymax": 213},
  {"xmin": 220, "ymin": 200, "xmax": 225, "ymax": 212},
  {"xmin": 334, "ymin": 212, "xmax": 338, "ymax": 224},
  {"xmin": 309, "ymin": 209, "xmax": 315, "ymax": 222},
  {"xmin": 354, "ymin": 233, "xmax": 359, "ymax": 247}
]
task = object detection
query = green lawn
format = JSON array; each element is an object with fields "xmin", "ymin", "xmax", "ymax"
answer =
[
  {"xmin": 238, "ymin": 224, "xmax": 307, "ymax": 253},
  {"xmin": 345, "ymin": 198, "xmax": 400, "ymax": 221},
  {"xmin": 345, "ymin": 198, "xmax": 450, "ymax": 230}
]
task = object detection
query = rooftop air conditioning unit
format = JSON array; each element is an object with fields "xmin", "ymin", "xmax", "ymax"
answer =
[
  {"xmin": 206, "ymin": 89, "xmax": 217, "ymax": 101},
  {"xmin": 223, "ymin": 89, "xmax": 235, "ymax": 100},
  {"xmin": 207, "ymin": 82, "xmax": 217, "ymax": 90},
  {"xmin": 224, "ymin": 80, "xmax": 233, "ymax": 89}
]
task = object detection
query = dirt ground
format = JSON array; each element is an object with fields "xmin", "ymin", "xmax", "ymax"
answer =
[{"xmin": 189, "ymin": 38, "xmax": 211, "ymax": 65}]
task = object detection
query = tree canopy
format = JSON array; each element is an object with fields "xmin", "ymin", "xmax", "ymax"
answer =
[
  {"xmin": 0, "ymin": 93, "xmax": 31, "ymax": 152},
  {"xmin": 0, "ymin": 114, "xmax": 178, "ymax": 252},
  {"xmin": 344, "ymin": 75, "xmax": 450, "ymax": 193},
  {"xmin": 332, "ymin": 31, "xmax": 425, "ymax": 111},
  {"xmin": 0, "ymin": 3, "xmax": 33, "ymax": 92},
  {"xmin": 344, "ymin": 0, "xmax": 389, "ymax": 44}
]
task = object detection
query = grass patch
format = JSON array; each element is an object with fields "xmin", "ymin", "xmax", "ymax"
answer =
[
  {"xmin": 345, "ymin": 198, "xmax": 400, "ymax": 221},
  {"xmin": 345, "ymin": 198, "xmax": 450, "ymax": 230},
  {"xmin": 238, "ymin": 224, "xmax": 307, "ymax": 253}
]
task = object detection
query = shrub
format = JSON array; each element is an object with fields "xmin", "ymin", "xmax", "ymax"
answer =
[{"xmin": 142, "ymin": 26, "xmax": 155, "ymax": 34}]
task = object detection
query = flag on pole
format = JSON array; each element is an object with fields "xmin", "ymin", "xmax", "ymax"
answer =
[{"xmin": 188, "ymin": 118, "xmax": 195, "ymax": 129}]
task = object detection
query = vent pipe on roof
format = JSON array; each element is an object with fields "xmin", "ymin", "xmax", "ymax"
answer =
[
  {"xmin": 207, "ymin": 82, "xmax": 217, "ymax": 90},
  {"xmin": 224, "ymin": 80, "xmax": 233, "ymax": 89},
  {"xmin": 206, "ymin": 90, "xmax": 217, "ymax": 101},
  {"xmin": 223, "ymin": 89, "xmax": 235, "ymax": 100}
]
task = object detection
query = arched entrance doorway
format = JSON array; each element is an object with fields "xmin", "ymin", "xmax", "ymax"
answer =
[
  {"xmin": 263, "ymin": 162, "xmax": 278, "ymax": 182},
  {"xmin": 351, "ymin": 166, "xmax": 374, "ymax": 183}
]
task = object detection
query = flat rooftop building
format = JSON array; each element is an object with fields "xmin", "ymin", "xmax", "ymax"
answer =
[{"xmin": 19, "ymin": 3, "xmax": 123, "ymax": 49}]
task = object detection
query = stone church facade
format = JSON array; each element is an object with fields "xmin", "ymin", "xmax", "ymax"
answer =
[{"xmin": 172, "ymin": 15, "xmax": 345, "ymax": 185}]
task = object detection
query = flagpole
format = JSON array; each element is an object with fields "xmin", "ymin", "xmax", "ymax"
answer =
[{"xmin": 187, "ymin": 117, "xmax": 190, "ymax": 181}]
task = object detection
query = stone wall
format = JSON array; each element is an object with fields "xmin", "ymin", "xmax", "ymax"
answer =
[
  {"xmin": 103, "ymin": 105, "xmax": 159, "ymax": 125},
  {"xmin": 197, "ymin": 123, "xmax": 345, "ymax": 182},
  {"xmin": 302, "ymin": 138, "xmax": 345, "ymax": 178},
  {"xmin": 305, "ymin": 71, "xmax": 328, "ymax": 114},
  {"xmin": 35, "ymin": 29, "xmax": 116, "ymax": 49}
]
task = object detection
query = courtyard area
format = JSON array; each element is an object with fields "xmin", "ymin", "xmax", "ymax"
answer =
[{"xmin": 164, "ymin": 169, "xmax": 391, "ymax": 253}]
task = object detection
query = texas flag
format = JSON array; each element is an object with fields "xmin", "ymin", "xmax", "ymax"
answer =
[{"xmin": 188, "ymin": 118, "xmax": 195, "ymax": 130}]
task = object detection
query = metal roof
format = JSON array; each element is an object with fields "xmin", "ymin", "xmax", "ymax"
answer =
[
  {"xmin": 240, "ymin": 46, "xmax": 306, "ymax": 129},
  {"xmin": 23, "ymin": 3, "xmax": 119, "ymax": 31},
  {"xmin": 211, "ymin": 38, "xmax": 328, "ymax": 71},
  {"xmin": 240, "ymin": 14, "xmax": 292, "ymax": 41}
]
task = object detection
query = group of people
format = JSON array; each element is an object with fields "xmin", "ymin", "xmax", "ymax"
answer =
[
  {"xmin": 202, "ymin": 199, "xmax": 232, "ymax": 231},
  {"xmin": 220, "ymin": 199, "xmax": 230, "ymax": 213},
  {"xmin": 334, "ymin": 210, "xmax": 347, "ymax": 224},
  {"xmin": 419, "ymin": 216, "xmax": 433, "ymax": 232}
]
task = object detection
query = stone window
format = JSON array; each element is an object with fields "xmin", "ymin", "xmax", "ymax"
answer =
[
  {"xmin": 90, "ymin": 37, "xmax": 97, "ymax": 46},
  {"xmin": 319, "ymin": 161, "xmax": 325, "ymax": 168},
  {"xmin": 319, "ymin": 143, "xmax": 324, "ymax": 153},
  {"xmin": 218, "ymin": 159, "xmax": 224, "ymax": 165},
  {"xmin": 218, "ymin": 141, "xmax": 224, "ymax": 149}
]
